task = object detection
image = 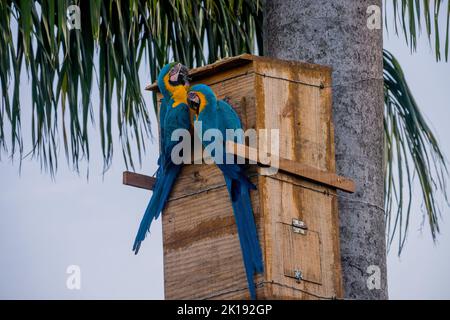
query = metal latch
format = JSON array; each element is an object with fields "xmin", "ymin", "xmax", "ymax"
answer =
[{"xmin": 292, "ymin": 218, "xmax": 307, "ymax": 235}]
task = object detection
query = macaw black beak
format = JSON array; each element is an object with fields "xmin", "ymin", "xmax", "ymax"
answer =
[
  {"xmin": 169, "ymin": 63, "xmax": 181, "ymax": 83},
  {"xmin": 188, "ymin": 92, "xmax": 200, "ymax": 114},
  {"xmin": 178, "ymin": 64, "xmax": 190, "ymax": 86},
  {"xmin": 169, "ymin": 63, "xmax": 190, "ymax": 86}
]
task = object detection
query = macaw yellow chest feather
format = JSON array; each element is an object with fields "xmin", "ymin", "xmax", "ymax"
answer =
[
  {"xmin": 172, "ymin": 85, "xmax": 188, "ymax": 107},
  {"xmin": 163, "ymin": 73, "xmax": 188, "ymax": 107}
]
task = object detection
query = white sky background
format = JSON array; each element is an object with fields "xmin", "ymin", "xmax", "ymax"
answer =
[{"xmin": 0, "ymin": 8, "xmax": 449, "ymax": 299}]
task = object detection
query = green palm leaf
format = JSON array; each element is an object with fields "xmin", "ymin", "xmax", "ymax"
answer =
[
  {"xmin": 0, "ymin": 0, "xmax": 261, "ymax": 173},
  {"xmin": 384, "ymin": 49, "xmax": 448, "ymax": 254},
  {"xmin": 387, "ymin": 0, "xmax": 450, "ymax": 61}
]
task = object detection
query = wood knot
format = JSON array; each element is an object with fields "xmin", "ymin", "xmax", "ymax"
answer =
[{"xmin": 193, "ymin": 171, "xmax": 204, "ymax": 182}]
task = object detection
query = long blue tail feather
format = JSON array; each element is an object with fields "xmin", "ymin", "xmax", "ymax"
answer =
[
  {"xmin": 132, "ymin": 165, "xmax": 181, "ymax": 254},
  {"xmin": 224, "ymin": 174, "xmax": 264, "ymax": 300},
  {"xmin": 238, "ymin": 187, "xmax": 264, "ymax": 272}
]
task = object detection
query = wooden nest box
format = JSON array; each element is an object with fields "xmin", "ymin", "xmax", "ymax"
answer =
[{"xmin": 126, "ymin": 54, "xmax": 355, "ymax": 300}]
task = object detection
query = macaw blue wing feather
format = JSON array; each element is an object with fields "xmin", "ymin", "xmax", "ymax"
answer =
[
  {"xmin": 133, "ymin": 163, "xmax": 181, "ymax": 254},
  {"xmin": 133, "ymin": 103, "xmax": 190, "ymax": 254}
]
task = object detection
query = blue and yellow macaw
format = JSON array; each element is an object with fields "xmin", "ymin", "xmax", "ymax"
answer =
[
  {"xmin": 133, "ymin": 62, "xmax": 191, "ymax": 254},
  {"xmin": 187, "ymin": 84, "xmax": 264, "ymax": 299}
]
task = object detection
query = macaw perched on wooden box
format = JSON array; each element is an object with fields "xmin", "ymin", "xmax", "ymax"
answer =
[{"xmin": 132, "ymin": 62, "xmax": 190, "ymax": 254}]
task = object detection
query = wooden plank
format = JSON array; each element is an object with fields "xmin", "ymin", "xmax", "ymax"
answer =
[
  {"xmin": 145, "ymin": 54, "xmax": 331, "ymax": 91},
  {"xmin": 226, "ymin": 141, "xmax": 355, "ymax": 193},
  {"xmin": 162, "ymin": 163, "xmax": 263, "ymax": 300},
  {"xmin": 146, "ymin": 55, "xmax": 254, "ymax": 91},
  {"xmin": 122, "ymin": 171, "xmax": 156, "ymax": 190}
]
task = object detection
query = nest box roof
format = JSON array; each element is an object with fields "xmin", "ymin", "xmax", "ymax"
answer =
[{"xmin": 145, "ymin": 54, "xmax": 255, "ymax": 92}]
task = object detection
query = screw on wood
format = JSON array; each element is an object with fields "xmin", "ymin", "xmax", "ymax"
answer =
[{"xmin": 294, "ymin": 269, "xmax": 303, "ymax": 283}]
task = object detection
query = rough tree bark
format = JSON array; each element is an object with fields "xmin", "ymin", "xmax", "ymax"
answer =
[{"xmin": 264, "ymin": 0, "xmax": 387, "ymax": 299}]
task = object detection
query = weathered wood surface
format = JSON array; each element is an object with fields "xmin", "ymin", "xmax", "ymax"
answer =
[
  {"xmin": 123, "ymin": 171, "xmax": 156, "ymax": 190},
  {"xmin": 163, "ymin": 164, "xmax": 262, "ymax": 300},
  {"xmin": 143, "ymin": 55, "xmax": 345, "ymax": 300},
  {"xmin": 253, "ymin": 57, "xmax": 343, "ymax": 300}
]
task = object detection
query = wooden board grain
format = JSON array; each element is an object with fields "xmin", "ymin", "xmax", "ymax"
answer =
[
  {"xmin": 253, "ymin": 58, "xmax": 343, "ymax": 299},
  {"xmin": 162, "ymin": 164, "xmax": 263, "ymax": 300},
  {"xmin": 123, "ymin": 171, "xmax": 156, "ymax": 190}
]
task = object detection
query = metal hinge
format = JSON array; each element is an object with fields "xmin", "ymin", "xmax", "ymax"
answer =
[{"xmin": 292, "ymin": 218, "xmax": 308, "ymax": 235}]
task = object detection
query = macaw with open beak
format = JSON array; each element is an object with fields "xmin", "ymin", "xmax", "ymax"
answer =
[{"xmin": 133, "ymin": 62, "xmax": 191, "ymax": 254}]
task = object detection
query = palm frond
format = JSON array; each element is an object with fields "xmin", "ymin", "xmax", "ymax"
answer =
[
  {"xmin": 384, "ymin": 49, "xmax": 448, "ymax": 254},
  {"xmin": 0, "ymin": 0, "xmax": 262, "ymax": 174},
  {"xmin": 386, "ymin": 0, "xmax": 450, "ymax": 61}
]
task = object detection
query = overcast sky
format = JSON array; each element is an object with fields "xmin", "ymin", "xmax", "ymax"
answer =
[{"xmin": 1, "ymin": 10, "xmax": 449, "ymax": 300}]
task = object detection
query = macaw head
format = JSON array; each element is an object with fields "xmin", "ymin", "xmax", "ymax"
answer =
[
  {"xmin": 157, "ymin": 62, "xmax": 190, "ymax": 100},
  {"xmin": 187, "ymin": 84, "xmax": 217, "ymax": 119}
]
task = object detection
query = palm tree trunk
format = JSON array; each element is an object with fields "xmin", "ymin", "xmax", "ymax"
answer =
[{"xmin": 264, "ymin": 0, "xmax": 387, "ymax": 299}]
